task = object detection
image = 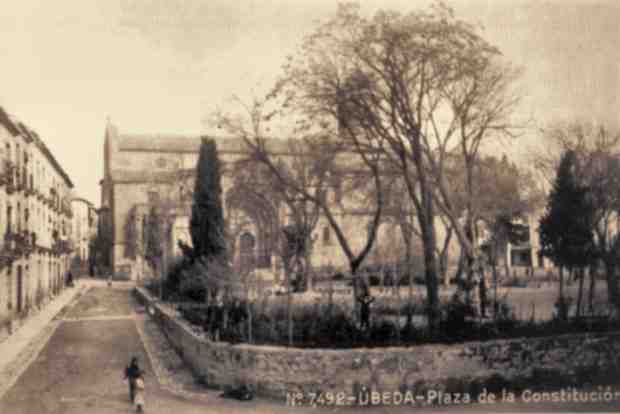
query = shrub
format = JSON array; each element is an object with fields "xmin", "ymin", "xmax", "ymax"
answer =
[
  {"xmin": 163, "ymin": 256, "xmax": 189, "ymax": 299},
  {"xmin": 440, "ymin": 295, "xmax": 476, "ymax": 342},
  {"xmin": 553, "ymin": 296, "xmax": 572, "ymax": 321},
  {"xmin": 178, "ymin": 264, "xmax": 208, "ymax": 302},
  {"xmin": 368, "ymin": 274, "xmax": 381, "ymax": 286},
  {"xmin": 369, "ymin": 320, "xmax": 399, "ymax": 344}
]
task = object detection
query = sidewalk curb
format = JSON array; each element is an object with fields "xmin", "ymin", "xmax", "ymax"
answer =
[
  {"xmin": 0, "ymin": 284, "xmax": 90, "ymax": 400},
  {"xmin": 135, "ymin": 314, "xmax": 213, "ymax": 403}
]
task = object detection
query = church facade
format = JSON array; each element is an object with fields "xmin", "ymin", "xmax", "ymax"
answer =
[{"xmin": 100, "ymin": 123, "xmax": 403, "ymax": 282}]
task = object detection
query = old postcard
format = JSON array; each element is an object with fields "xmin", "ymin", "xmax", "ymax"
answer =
[{"xmin": 0, "ymin": 0, "xmax": 619, "ymax": 413}]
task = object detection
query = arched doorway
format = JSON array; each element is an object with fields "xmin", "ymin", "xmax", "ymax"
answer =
[
  {"xmin": 239, "ymin": 232, "xmax": 256, "ymax": 273},
  {"xmin": 226, "ymin": 185, "xmax": 279, "ymax": 272}
]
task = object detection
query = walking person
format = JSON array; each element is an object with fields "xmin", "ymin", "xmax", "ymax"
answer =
[
  {"xmin": 357, "ymin": 293, "xmax": 375, "ymax": 331},
  {"xmin": 124, "ymin": 356, "xmax": 144, "ymax": 404},
  {"xmin": 209, "ymin": 299, "xmax": 223, "ymax": 341},
  {"xmin": 133, "ymin": 372, "xmax": 146, "ymax": 412}
]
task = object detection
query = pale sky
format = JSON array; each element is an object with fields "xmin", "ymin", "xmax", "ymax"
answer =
[{"xmin": 0, "ymin": 0, "xmax": 618, "ymax": 205}]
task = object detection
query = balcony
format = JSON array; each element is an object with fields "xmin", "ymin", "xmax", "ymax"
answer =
[
  {"xmin": 52, "ymin": 238, "xmax": 73, "ymax": 256},
  {"xmin": 0, "ymin": 229, "xmax": 35, "ymax": 265}
]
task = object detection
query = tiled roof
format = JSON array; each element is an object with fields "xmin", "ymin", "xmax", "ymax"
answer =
[
  {"xmin": 0, "ymin": 106, "xmax": 74, "ymax": 188},
  {"xmin": 16, "ymin": 122, "xmax": 35, "ymax": 143},
  {"xmin": 109, "ymin": 168, "xmax": 195, "ymax": 183},
  {"xmin": 0, "ymin": 106, "xmax": 21, "ymax": 136},
  {"xmin": 116, "ymin": 133, "xmax": 290, "ymax": 154},
  {"xmin": 33, "ymin": 131, "xmax": 74, "ymax": 188},
  {"xmin": 71, "ymin": 197, "xmax": 95, "ymax": 207}
]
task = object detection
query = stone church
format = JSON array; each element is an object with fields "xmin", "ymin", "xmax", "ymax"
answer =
[{"xmin": 100, "ymin": 122, "xmax": 404, "ymax": 282}]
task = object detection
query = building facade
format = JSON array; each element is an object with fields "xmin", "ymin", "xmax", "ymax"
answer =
[
  {"xmin": 101, "ymin": 122, "xmax": 550, "ymax": 284},
  {"xmin": 71, "ymin": 197, "xmax": 97, "ymax": 274},
  {"xmin": 100, "ymin": 122, "xmax": 411, "ymax": 282},
  {"xmin": 0, "ymin": 106, "xmax": 74, "ymax": 341}
]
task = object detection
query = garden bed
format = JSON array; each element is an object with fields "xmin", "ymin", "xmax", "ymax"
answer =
[{"xmin": 134, "ymin": 286, "xmax": 620, "ymax": 401}]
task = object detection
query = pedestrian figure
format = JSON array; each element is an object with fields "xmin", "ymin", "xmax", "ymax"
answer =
[
  {"xmin": 133, "ymin": 374, "xmax": 146, "ymax": 412},
  {"xmin": 357, "ymin": 294, "xmax": 375, "ymax": 331},
  {"xmin": 203, "ymin": 302, "xmax": 213, "ymax": 336},
  {"xmin": 230, "ymin": 298, "xmax": 248, "ymax": 342},
  {"xmin": 479, "ymin": 274, "xmax": 488, "ymax": 318},
  {"xmin": 210, "ymin": 299, "xmax": 223, "ymax": 341},
  {"xmin": 66, "ymin": 270, "xmax": 74, "ymax": 287},
  {"xmin": 124, "ymin": 356, "xmax": 144, "ymax": 403}
]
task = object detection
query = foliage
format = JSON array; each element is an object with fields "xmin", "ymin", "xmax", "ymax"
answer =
[
  {"xmin": 190, "ymin": 138, "xmax": 227, "ymax": 262},
  {"xmin": 534, "ymin": 122, "xmax": 620, "ymax": 311},
  {"xmin": 91, "ymin": 212, "xmax": 113, "ymax": 270},
  {"xmin": 440, "ymin": 294, "xmax": 477, "ymax": 342},
  {"xmin": 172, "ymin": 289, "xmax": 620, "ymax": 348},
  {"xmin": 123, "ymin": 207, "xmax": 138, "ymax": 259},
  {"xmin": 176, "ymin": 257, "xmax": 234, "ymax": 302},
  {"xmin": 539, "ymin": 150, "xmax": 596, "ymax": 270},
  {"xmin": 162, "ymin": 255, "xmax": 189, "ymax": 300},
  {"xmin": 144, "ymin": 206, "xmax": 163, "ymax": 271},
  {"xmin": 553, "ymin": 296, "xmax": 573, "ymax": 322}
]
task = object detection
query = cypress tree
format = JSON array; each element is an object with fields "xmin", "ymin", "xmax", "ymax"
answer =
[
  {"xmin": 539, "ymin": 150, "xmax": 596, "ymax": 319},
  {"xmin": 539, "ymin": 150, "xmax": 595, "ymax": 269},
  {"xmin": 190, "ymin": 138, "xmax": 227, "ymax": 262},
  {"xmin": 144, "ymin": 206, "xmax": 162, "ymax": 270}
]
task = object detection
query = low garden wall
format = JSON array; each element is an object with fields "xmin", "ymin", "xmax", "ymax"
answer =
[{"xmin": 135, "ymin": 287, "xmax": 620, "ymax": 401}]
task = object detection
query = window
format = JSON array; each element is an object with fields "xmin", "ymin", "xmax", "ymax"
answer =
[
  {"xmin": 147, "ymin": 191, "xmax": 160, "ymax": 204},
  {"xmin": 322, "ymin": 226, "xmax": 331, "ymax": 245},
  {"xmin": 6, "ymin": 265, "xmax": 12, "ymax": 310},
  {"xmin": 16, "ymin": 203, "xmax": 20, "ymax": 232},
  {"xmin": 142, "ymin": 215, "xmax": 148, "ymax": 244},
  {"xmin": 7, "ymin": 205, "xmax": 12, "ymax": 233}
]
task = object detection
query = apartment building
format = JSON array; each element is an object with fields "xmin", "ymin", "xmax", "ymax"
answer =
[
  {"xmin": 0, "ymin": 106, "xmax": 74, "ymax": 341},
  {"xmin": 71, "ymin": 197, "xmax": 97, "ymax": 274}
]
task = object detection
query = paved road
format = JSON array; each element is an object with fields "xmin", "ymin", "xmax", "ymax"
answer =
[
  {"xmin": 1, "ymin": 284, "xmax": 620, "ymax": 413},
  {"xmin": 0, "ymin": 287, "xmax": 318, "ymax": 414}
]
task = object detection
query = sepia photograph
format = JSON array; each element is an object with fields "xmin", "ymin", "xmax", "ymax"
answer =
[{"xmin": 0, "ymin": 0, "xmax": 619, "ymax": 412}]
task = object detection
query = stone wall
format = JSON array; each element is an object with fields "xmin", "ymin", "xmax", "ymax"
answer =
[{"xmin": 135, "ymin": 287, "xmax": 620, "ymax": 400}]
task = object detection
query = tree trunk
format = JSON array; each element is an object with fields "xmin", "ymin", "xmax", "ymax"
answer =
[
  {"xmin": 588, "ymin": 264, "xmax": 596, "ymax": 314},
  {"xmin": 492, "ymin": 260, "xmax": 499, "ymax": 318},
  {"xmin": 576, "ymin": 267, "xmax": 585, "ymax": 319},
  {"xmin": 559, "ymin": 266, "xmax": 564, "ymax": 300},
  {"xmin": 604, "ymin": 259, "xmax": 620, "ymax": 314},
  {"xmin": 439, "ymin": 250, "xmax": 448, "ymax": 288},
  {"xmin": 245, "ymin": 277, "xmax": 253, "ymax": 344},
  {"xmin": 350, "ymin": 262, "xmax": 361, "ymax": 325},
  {"xmin": 406, "ymin": 240, "xmax": 414, "ymax": 329},
  {"xmin": 395, "ymin": 262, "xmax": 401, "ymax": 345},
  {"xmin": 454, "ymin": 248, "xmax": 467, "ymax": 286},
  {"xmin": 283, "ymin": 257, "xmax": 294, "ymax": 347},
  {"xmin": 417, "ymin": 188, "xmax": 440, "ymax": 336},
  {"xmin": 557, "ymin": 266, "xmax": 566, "ymax": 321}
]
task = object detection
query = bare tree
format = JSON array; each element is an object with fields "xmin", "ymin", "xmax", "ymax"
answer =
[
  {"xmin": 211, "ymin": 95, "xmax": 385, "ymax": 323},
  {"xmin": 267, "ymin": 2, "xmax": 522, "ymax": 330},
  {"xmin": 227, "ymin": 154, "xmax": 322, "ymax": 346}
]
